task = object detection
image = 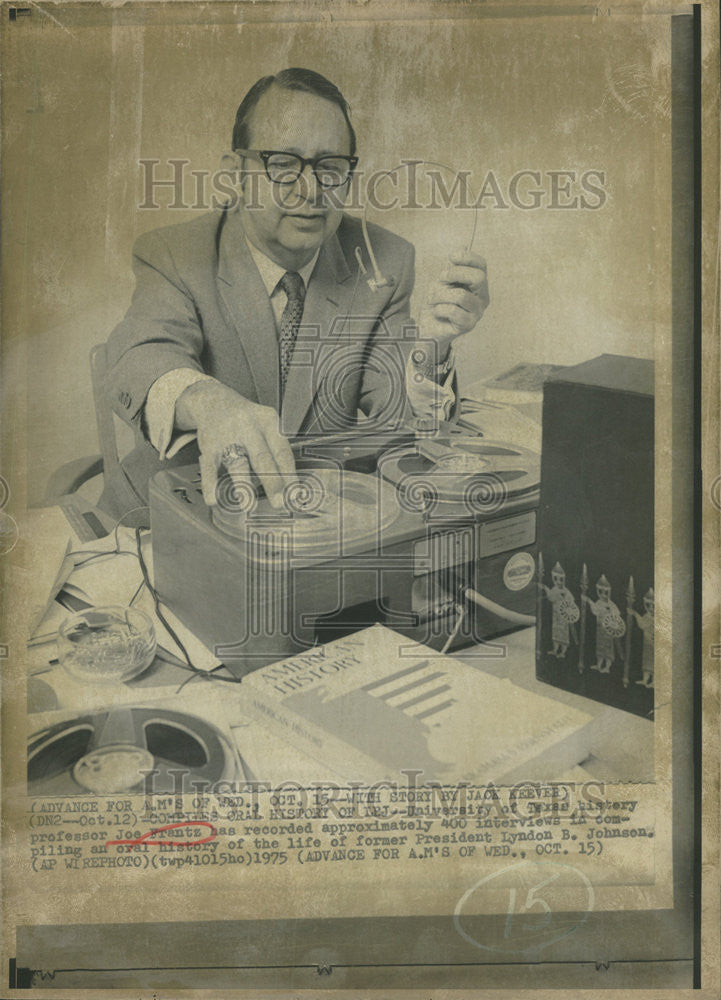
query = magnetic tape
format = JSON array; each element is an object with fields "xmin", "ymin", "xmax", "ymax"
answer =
[
  {"xmin": 27, "ymin": 706, "xmax": 243, "ymax": 796},
  {"xmin": 379, "ymin": 436, "xmax": 540, "ymax": 517}
]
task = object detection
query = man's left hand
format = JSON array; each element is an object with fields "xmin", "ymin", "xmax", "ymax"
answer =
[{"xmin": 419, "ymin": 250, "xmax": 489, "ymax": 355}]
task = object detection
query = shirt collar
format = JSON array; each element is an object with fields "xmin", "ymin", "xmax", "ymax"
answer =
[{"xmin": 245, "ymin": 239, "xmax": 319, "ymax": 296}]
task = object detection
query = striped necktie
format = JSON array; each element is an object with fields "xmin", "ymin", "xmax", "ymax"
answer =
[{"xmin": 277, "ymin": 270, "xmax": 306, "ymax": 400}]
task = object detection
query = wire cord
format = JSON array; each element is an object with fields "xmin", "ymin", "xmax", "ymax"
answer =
[{"xmin": 462, "ymin": 585, "xmax": 536, "ymax": 627}]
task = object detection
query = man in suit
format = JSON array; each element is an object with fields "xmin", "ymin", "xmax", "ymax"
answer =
[{"xmin": 102, "ymin": 68, "xmax": 489, "ymax": 519}]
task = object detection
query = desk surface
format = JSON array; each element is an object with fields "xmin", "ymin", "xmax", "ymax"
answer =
[
  {"xmin": 25, "ymin": 502, "xmax": 654, "ymax": 786},
  {"xmin": 28, "ymin": 621, "xmax": 654, "ymax": 786}
]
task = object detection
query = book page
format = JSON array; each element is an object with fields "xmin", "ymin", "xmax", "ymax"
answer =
[{"xmin": 1, "ymin": 0, "xmax": 718, "ymax": 995}]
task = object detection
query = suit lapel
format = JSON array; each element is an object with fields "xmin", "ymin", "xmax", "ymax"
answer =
[
  {"xmin": 216, "ymin": 213, "xmax": 280, "ymax": 411},
  {"xmin": 280, "ymin": 232, "xmax": 354, "ymax": 438}
]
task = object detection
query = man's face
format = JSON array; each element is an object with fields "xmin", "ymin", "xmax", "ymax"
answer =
[{"xmin": 239, "ymin": 86, "xmax": 352, "ymax": 267}]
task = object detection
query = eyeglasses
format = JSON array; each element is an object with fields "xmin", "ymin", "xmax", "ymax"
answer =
[{"xmin": 235, "ymin": 149, "xmax": 358, "ymax": 189}]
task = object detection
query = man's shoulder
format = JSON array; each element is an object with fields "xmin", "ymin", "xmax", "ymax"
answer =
[
  {"xmin": 133, "ymin": 211, "xmax": 224, "ymax": 260},
  {"xmin": 336, "ymin": 214, "xmax": 414, "ymax": 260}
]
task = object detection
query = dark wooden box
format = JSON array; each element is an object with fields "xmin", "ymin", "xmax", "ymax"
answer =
[{"xmin": 535, "ymin": 354, "xmax": 654, "ymax": 719}]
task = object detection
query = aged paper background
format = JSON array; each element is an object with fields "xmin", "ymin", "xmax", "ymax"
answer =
[{"xmin": 1, "ymin": 0, "xmax": 719, "ymax": 994}]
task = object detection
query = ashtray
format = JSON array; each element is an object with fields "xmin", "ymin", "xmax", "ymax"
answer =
[{"xmin": 57, "ymin": 606, "xmax": 157, "ymax": 684}]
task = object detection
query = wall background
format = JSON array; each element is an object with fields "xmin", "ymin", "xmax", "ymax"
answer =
[{"xmin": 2, "ymin": 3, "xmax": 672, "ymax": 503}]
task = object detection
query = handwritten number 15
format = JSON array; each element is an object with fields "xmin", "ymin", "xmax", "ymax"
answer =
[{"xmin": 504, "ymin": 870, "xmax": 561, "ymax": 938}]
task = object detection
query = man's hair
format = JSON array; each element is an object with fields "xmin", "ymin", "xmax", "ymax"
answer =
[{"xmin": 232, "ymin": 67, "xmax": 357, "ymax": 156}]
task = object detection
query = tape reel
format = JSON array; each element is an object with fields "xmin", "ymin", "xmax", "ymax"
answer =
[
  {"xmin": 212, "ymin": 466, "xmax": 402, "ymax": 558},
  {"xmin": 27, "ymin": 706, "xmax": 240, "ymax": 796},
  {"xmin": 379, "ymin": 438, "xmax": 540, "ymax": 514}
]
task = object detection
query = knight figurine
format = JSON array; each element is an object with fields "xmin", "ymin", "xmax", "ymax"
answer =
[
  {"xmin": 542, "ymin": 561, "xmax": 580, "ymax": 659},
  {"xmin": 583, "ymin": 574, "xmax": 626, "ymax": 674}
]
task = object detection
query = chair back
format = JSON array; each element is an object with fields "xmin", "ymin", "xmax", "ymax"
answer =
[{"xmin": 89, "ymin": 343, "xmax": 120, "ymax": 477}]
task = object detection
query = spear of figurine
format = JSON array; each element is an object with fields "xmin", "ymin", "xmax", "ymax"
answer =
[
  {"xmin": 578, "ymin": 563, "xmax": 588, "ymax": 673},
  {"xmin": 536, "ymin": 551, "xmax": 545, "ymax": 661},
  {"xmin": 624, "ymin": 575, "xmax": 635, "ymax": 687}
]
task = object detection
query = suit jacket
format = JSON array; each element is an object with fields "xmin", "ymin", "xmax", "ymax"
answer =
[{"xmin": 101, "ymin": 208, "xmax": 418, "ymax": 519}]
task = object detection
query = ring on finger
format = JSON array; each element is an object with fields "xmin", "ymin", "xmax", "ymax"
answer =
[{"xmin": 222, "ymin": 442, "xmax": 249, "ymax": 467}]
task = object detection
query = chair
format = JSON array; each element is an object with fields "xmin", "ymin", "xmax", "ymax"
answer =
[{"xmin": 43, "ymin": 344, "xmax": 122, "ymax": 540}]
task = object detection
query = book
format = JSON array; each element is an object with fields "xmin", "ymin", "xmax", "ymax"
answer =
[
  {"xmin": 237, "ymin": 624, "xmax": 595, "ymax": 785},
  {"xmin": 479, "ymin": 361, "xmax": 568, "ymax": 404},
  {"xmin": 458, "ymin": 362, "xmax": 568, "ymax": 452}
]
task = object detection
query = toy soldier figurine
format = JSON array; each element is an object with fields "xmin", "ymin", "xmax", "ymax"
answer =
[
  {"xmin": 583, "ymin": 574, "xmax": 626, "ymax": 674},
  {"xmin": 542, "ymin": 561, "xmax": 580, "ymax": 659},
  {"xmin": 630, "ymin": 587, "xmax": 655, "ymax": 687}
]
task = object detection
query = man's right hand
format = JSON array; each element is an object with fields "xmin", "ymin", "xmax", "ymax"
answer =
[{"xmin": 175, "ymin": 380, "xmax": 296, "ymax": 508}]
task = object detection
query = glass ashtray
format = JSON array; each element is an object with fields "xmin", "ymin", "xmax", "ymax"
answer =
[{"xmin": 57, "ymin": 606, "xmax": 156, "ymax": 684}]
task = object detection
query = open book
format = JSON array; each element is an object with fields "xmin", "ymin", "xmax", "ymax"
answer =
[{"xmin": 236, "ymin": 624, "xmax": 594, "ymax": 785}]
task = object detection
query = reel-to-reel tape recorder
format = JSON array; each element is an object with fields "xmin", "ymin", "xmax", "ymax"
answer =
[{"xmin": 150, "ymin": 426, "xmax": 541, "ymax": 676}]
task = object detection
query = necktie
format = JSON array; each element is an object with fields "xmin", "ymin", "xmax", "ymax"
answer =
[{"xmin": 277, "ymin": 271, "xmax": 306, "ymax": 400}]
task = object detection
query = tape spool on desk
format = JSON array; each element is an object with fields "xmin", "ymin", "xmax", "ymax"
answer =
[{"xmin": 27, "ymin": 707, "xmax": 240, "ymax": 796}]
